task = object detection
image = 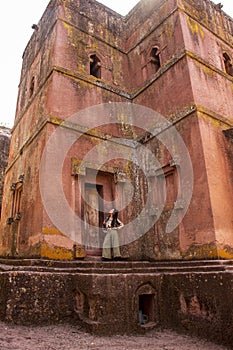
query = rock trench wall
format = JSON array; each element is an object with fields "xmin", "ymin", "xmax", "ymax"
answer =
[{"xmin": 0, "ymin": 262, "xmax": 232, "ymax": 347}]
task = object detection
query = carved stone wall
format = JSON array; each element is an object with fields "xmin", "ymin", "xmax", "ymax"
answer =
[
  {"xmin": 0, "ymin": 259, "xmax": 232, "ymax": 347},
  {"xmin": 1, "ymin": 0, "xmax": 233, "ymax": 259},
  {"xmin": 0, "ymin": 126, "xmax": 10, "ymax": 217}
]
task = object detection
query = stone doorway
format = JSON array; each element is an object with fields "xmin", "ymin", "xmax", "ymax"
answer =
[
  {"xmin": 84, "ymin": 183, "xmax": 104, "ymax": 256},
  {"xmin": 135, "ymin": 283, "xmax": 158, "ymax": 329},
  {"xmin": 139, "ymin": 294, "xmax": 155, "ymax": 325}
]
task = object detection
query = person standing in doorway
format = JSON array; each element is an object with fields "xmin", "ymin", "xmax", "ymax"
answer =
[{"xmin": 101, "ymin": 209, "xmax": 124, "ymax": 261}]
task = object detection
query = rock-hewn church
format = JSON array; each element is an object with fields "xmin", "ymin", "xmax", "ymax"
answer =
[{"xmin": 0, "ymin": 0, "xmax": 233, "ymax": 345}]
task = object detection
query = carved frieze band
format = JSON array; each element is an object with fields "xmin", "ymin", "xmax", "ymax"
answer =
[
  {"xmin": 71, "ymin": 157, "xmax": 128, "ymax": 183},
  {"xmin": 147, "ymin": 156, "xmax": 180, "ymax": 177}
]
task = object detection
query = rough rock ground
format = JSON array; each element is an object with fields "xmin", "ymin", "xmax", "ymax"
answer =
[{"xmin": 0, "ymin": 322, "xmax": 230, "ymax": 350}]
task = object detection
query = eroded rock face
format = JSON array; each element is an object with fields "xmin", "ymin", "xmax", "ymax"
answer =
[
  {"xmin": 0, "ymin": 126, "xmax": 10, "ymax": 216},
  {"xmin": 0, "ymin": 259, "xmax": 232, "ymax": 347}
]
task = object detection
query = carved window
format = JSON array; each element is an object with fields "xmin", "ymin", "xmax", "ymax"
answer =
[
  {"xmin": 7, "ymin": 175, "xmax": 24, "ymax": 224},
  {"xmin": 223, "ymin": 52, "xmax": 233, "ymax": 76},
  {"xmin": 150, "ymin": 47, "xmax": 161, "ymax": 73},
  {"xmin": 12, "ymin": 183, "xmax": 22, "ymax": 218},
  {"xmin": 90, "ymin": 54, "xmax": 101, "ymax": 78},
  {"xmin": 29, "ymin": 76, "xmax": 35, "ymax": 98},
  {"xmin": 155, "ymin": 160, "xmax": 179, "ymax": 210}
]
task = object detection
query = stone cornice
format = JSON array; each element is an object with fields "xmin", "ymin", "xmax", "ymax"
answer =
[
  {"xmin": 58, "ymin": 6, "xmax": 179, "ymax": 55},
  {"xmin": 177, "ymin": 1, "xmax": 233, "ymax": 50},
  {"xmin": 53, "ymin": 48, "xmax": 233, "ymax": 99},
  {"xmin": 13, "ymin": 44, "xmax": 233, "ymax": 136},
  {"xmin": 6, "ymin": 103, "xmax": 233, "ymax": 173},
  {"xmin": 52, "ymin": 50, "xmax": 187, "ymax": 99}
]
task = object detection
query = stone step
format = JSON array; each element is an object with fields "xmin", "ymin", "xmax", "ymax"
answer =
[
  {"xmin": 0, "ymin": 258, "xmax": 231, "ymax": 274},
  {"xmin": 0, "ymin": 258, "xmax": 232, "ymax": 268}
]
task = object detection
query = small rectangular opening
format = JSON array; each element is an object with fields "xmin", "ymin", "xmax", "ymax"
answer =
[
  {"xmin": 139, "ymin": 294, "xmax": 154, "ymax": 325},
  {"xmin": 90, "ymin": 55, "xmax": 101, "ymax": 78},
  {"xmin": 83, "ymin": 183, "xmax": 104, "ymax": 255}
]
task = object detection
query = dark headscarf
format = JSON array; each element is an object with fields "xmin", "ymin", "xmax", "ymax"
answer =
[{"xmin": 103, "ymin": 209, "xmax": 120, "ymax": 228}]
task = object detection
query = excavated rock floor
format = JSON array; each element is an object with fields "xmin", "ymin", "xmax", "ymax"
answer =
[{"xmin": 0, "ymin": 322, "xmax": 230, "ymax": 350}]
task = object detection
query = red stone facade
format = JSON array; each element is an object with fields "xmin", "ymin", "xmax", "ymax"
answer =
[
  {"xmin": 1, "ymin": 0, "xmax": 233, "ymax": 261},
  {"xmin": 0, "ymin": 126, "xmax": 11, "ymax": 218}
]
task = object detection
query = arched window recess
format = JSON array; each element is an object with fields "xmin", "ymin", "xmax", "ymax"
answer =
[
  {"xmin": 149, "ymin": 47, "xmax": 161, "ymax": 73},
  {"xmin": 29, "ymin": 76, "xmax": 35, "ymax": 98},
  {"xmin": 223, "ymin": 52, "xmax": 233, "ymax": 77},
  {"xmin": 90, "ymin": 54, "xmax": 101, "ymax": 78}
]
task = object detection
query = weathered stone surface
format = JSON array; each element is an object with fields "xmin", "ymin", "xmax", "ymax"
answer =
[
  {"xmin": 0, "ymin": 259, "xmax": 232, "ymax": 347},
  {"xmin": 0, "ymin": 0, "xmax": 233, "ymax": 344},
  {"xmin": 0, "ymin": 126, "xmax": 10, "ymax": 217},
  {"xmin": 1, "ymin": 0, "xmax": 233, "ymax": 260},
  {"xmin": 0, "ymin": 0, "xmax": 233, "ymax": 345}
]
